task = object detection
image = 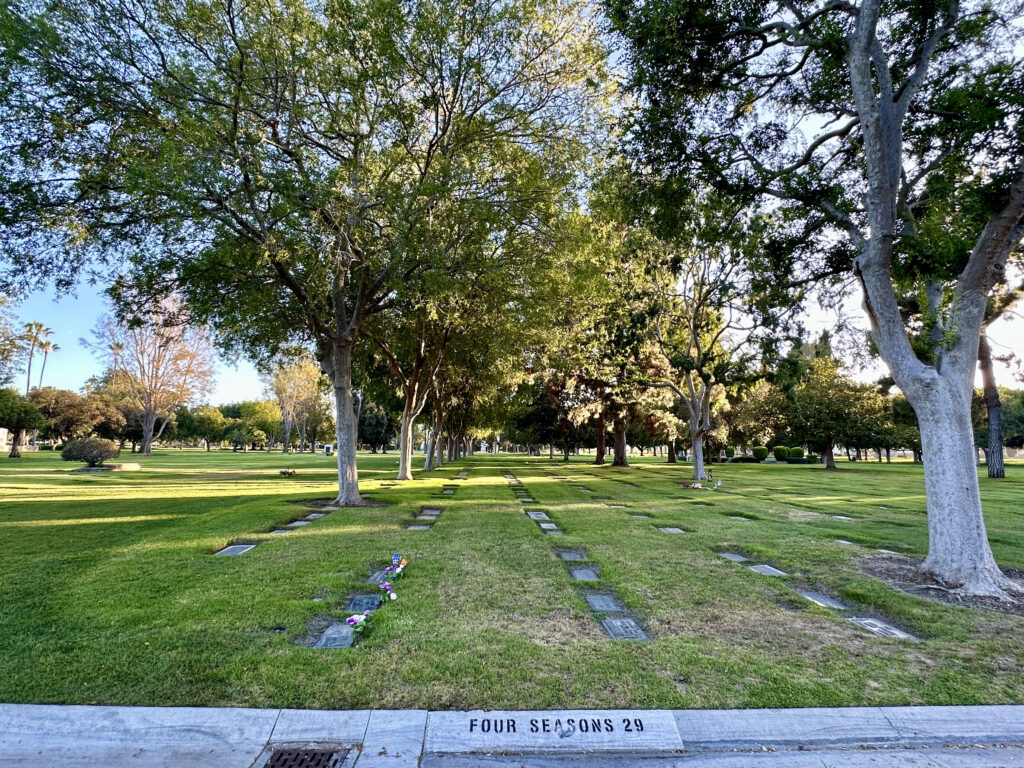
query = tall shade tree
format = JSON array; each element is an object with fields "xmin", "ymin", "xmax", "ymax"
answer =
[
  {"xmin": 0, "ymin": 0, "xmax": 608, "ymax": 505},
  {"xmin": 28, "ymin": 387, "xmax": 123, "ymax": 444},
  {"xmin": 93, "ymin": 306, "xmax": 215, "ymax": 455},
  {"xmin": 640, "ymin": 197, "xmax": 786, "ymax": 480},
  {"xmin": 0, "ymin": 296, "xmax": 25, "ymax": 387},
  {"xmin": 189, "ymin": 405, "xmax": 228, "ymax": 452},
  {"xmin": 266, "ymin": 354, "xmax": 322, "ymax": 454},
  {"xmin": 607, "ymin": 0, "xmax": 1024, "ymax": 597},
  {"xmin": 0, "ymin": 388, "xmax": 45, "ymax": 458}
]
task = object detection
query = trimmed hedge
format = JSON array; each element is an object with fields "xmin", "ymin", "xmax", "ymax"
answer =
[
  {"xmin": 730, "ymin": 456, "xmax": 762, "ymax": 463},
  {"xmin": 752, "ymin": 446, "xmax": 769, "ymax": 461},
  {"xmin": 773, "ymin": 446, "xmax": 789, "ymax": 461},
  {"xmin": 806, "ymin": 453, "xmax": 819, "ymax": 464},
  {"xmin": 788, "ymin": 446, "xmax": 804, "ymax": 459},
  {"xmin": 725, "ymin": 446, "xmax": 735, "ymax": 458},
  {"xmin": 786, "ymin": 458, "xmax": 809, "ymax": 464}
]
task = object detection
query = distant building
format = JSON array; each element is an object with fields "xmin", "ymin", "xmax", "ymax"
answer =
[{"xmin": 0, "ymin": 427, "xmax": 8, "ymax": 451}]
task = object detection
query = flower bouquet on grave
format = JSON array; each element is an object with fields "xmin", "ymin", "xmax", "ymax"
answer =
[{"xmin": 345, "ymin": 610, "xmax": 373, "ymax": 636}]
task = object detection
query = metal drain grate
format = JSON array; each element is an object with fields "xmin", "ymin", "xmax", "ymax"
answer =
[{"xmin": 264, "ymin": 747, "xmax": 350, "ymax": 768}]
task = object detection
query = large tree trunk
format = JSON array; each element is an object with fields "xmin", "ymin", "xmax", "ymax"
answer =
[
  {"xmin": 8, "ymin": 428, "xmax": 23, "ymax": 458},
  {"xmin": 594, "ymin": 411, "xmax": 606, "ymax": 465},
  {"xmin": 978, "ymin": 329, "xmax": 1005, "ymax": 479},
  {"xmin": 667, "ymin": 435, "xmax": 676, "ymax": 463},
  {"xmin": 282, "ymin": 417, "xmax": 292, "ymax": 454},
  {"xmin": 140, "ymin": 409, "xmax": 157, "ymax": 455},
  {"xmin": 397, "ymin": 411, "xmax": 417, "ymax": 480},
  {"xmin": 913, "ymin": 384, "xmax": 1014, "ymax": 596},
  {"xmin": 423, "ymin": 429, "xmax": 435, "ymax": 471},
  {"xmin": 691, "ymin": 430, "xmax": 706, "ymax": 480},
  {"xmin": 823, "ymin": 442, "xmax": 837, "ymax": 470},
  {"xmin": 612, "ymin": 417, "xmax": 628, "ymax": 467},
  {"xmin": 320, "ymin": 339, "xmax": 362, "ymax": 506}
]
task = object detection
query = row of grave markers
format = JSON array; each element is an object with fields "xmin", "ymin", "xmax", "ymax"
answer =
[
  {"xmin": 310, "ymin": 472, "xmax": 474, "ymax": 645},
  {"xmin": 535, "ymin": 464, "xmax": 915, "ymax": 641},
  {"xmin": 508, "ymin": 472, "xmax": 651, "ymax": 641},
  {"xmin": 213, "ymin": 506, "xmax": 340, "ymax": 556},
  {"xmin": 715, "ymin": 551, "xmax": 915, "ymax": 639},
  {"xmin": 311, "ymin": 559, "xmax": 398, "ymax": 649}
]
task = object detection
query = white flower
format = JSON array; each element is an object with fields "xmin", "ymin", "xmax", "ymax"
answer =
[{"xmin": 389, "ymin": 592, "xmax": 398, "ymax": 600}]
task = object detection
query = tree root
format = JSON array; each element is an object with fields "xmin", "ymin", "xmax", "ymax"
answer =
[{"xmin": 920, "ymin": 562, "xmax": 1023, "ymax": 602}]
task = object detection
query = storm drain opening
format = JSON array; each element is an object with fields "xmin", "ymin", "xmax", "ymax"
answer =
[{"xmin": 261, "ymin": 747, "xmax": 351, "ymax": 768}]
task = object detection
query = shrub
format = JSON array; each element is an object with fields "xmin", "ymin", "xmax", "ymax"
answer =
[
  {"xmin": 39, "ymin": 444, "xmax": 55, "ymax": 451},
  {"xmin": 788, "ymin": 446, "xmax": 804, "ymax": 459},
  {"xmin": 786, "ymin": 457, "xmax": 808, "ymax": 464},
  {"xmin": 773, "ymin": 445, "xmax": 789, "ymax": 461},
  {"xmin": 732, "ymin": 456, "xmax": 761, "ymax": 463},
  {"xmin": 61, "ymin": 438, "xmax": 119, "ymax": 467},
  {"xmin": 725, "ymin": 446, "xmax": 735, "ymax": 458},
  {"xmin": 806, "ymin": 453, "xmax": 819, "ymax": 464},
  {"xmin": 752, "ymin": 446, "xmax": 769, "ymax": 461}
]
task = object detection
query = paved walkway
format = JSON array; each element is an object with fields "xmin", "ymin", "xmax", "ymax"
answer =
[{"xmin": 2, "ymin": 704, "xmax": 1023, "ymax": 766}]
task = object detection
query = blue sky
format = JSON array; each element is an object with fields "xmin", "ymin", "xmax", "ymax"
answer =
[{"xmin": 13, "ymin": 284, "xmax": 264, "ymax": 404}]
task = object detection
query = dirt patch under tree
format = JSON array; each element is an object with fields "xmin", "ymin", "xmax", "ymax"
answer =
[{"xmin": 860, "ymin": 554, "xmax": 1024, "ymax": 617}]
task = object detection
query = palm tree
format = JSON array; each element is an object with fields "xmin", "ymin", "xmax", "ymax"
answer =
[
  {"xmin": 22, "ymin": 322, "xmax": 51, "ymax": 395},
  {"xmin": 37, "ymin": 340, "xmax": 59, "ymax": 388}
]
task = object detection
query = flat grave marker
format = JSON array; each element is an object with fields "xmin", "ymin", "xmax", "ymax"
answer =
[
  {"xmin": 406, "ymin": 524, "xmax": 432, "ymax": 531},
  {"xmin": 717, "ymin": 552, "xmax": 749, "ymax": 562},
  {"xmin": 539, "ymin": 522, "xmax": 559, "ymax": 530},
  {"xmin": 526, "ymin": 511, "xmax": 550, "ymax": 520},
  {"xmin": 286, "ymin": 520, "xmax": 311, "ymax": 528},
  {"xmin": 585, "ymin": 594, "xmax": 621, "ymax": 612},
  {"xmin": 833, "ymin": 515, "xmax": 854, "ymax": 521},
  {"xmin": 748, "ymin": 564, "xmax": 787, "ymax": 576},
  {"xmin": 601, "ymin": 617, "xmax": 649, "ymax": 641},
  {"xmin": 422, "ymin": 508, "xmax": 442, "ymax": 515},
  {"xmin": 442, "ymin": 489, "xmax": 455, "ymax": 495},
  {"xmin": 214, "ymin": 544, "xmax": 257, "ymax": 556},
  {"xmin": 836, "ymin": 539, "xmax": 854, "ymax": 545},
  {"xmin": 557, "ymin": 550, "xmax": 586, "ymax": 561},
  {"xmin": 795, "ymin": 590, "xmax": 848, "ymax": 610},
  {"xmin": 270, "ymin": 529, "xmax": 290, "ymax": 535},
  {"xmin": 728, "ymin": 516, "xmax": 751, "ymax": 522},
  {"xmin": 658, "ymin": 527, "xmax": 684, "ymax": 533},
  {"xmin": 849, "ymin": 617, "xmax": 915, "ymax": 639},
  {"xmin": 878, "ymin": 548, "xmax": 899, "ymax": 554},
  {"xmin": 366, "ymin": 570, "xmax": 386, "ymax": 584},
  {"xmin": 546, "ymin": 530, "xmax": 566, "ymax": 536},
  {"xmin": 347, "ymin": 594, "xmax": 383, "ymax": 612},
  {"xmin": 608, "ymin": 504, "xmax": 626, "ymax": 509},
  {"xmin": 630, "ymin": 514, "xmax": 650, "ymax": 519},
  {"xmin": 569, "ymin": 566, "xmax": 599, "ymax": 581},
  {"xmin": 520, "ymin": 498, "xmax": 535, "ymax": 503},
  {"xmin": 312, "ymin": 623, "xmax": 355, "ymax": 649},
  {"xmin": 424, "ymin": 709, "xmax": 682, "ymax": 754},
  {"xmin": 304, "ymin": 512, "xmax": 326, "ymax": 520}
]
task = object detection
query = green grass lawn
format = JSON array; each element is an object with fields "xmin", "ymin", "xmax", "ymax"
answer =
[{"xmin": 1, "ymin": 449, "xmax": 1022, "ymax": 710}]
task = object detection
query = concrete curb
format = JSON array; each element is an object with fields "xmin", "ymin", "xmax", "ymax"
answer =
[{"xmin": 1, "ymin": 703, "xmax": 1022, "ymax": 767}]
